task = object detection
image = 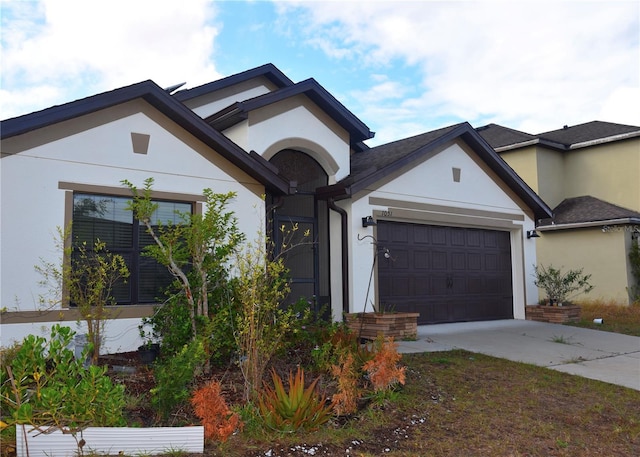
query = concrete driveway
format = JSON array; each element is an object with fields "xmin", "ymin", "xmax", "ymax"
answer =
[{"xmin": 396, "ymin": 319, "xmax": 640, "ymax": 391}]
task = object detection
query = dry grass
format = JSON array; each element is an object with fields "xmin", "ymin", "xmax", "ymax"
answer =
[
  {"xmin": 568, "ymin": 299, "xmax": 640, "ymax": 336},
  {"xmin": 210, "ymin": 350, "xmax": 640, "ymax": 457}
]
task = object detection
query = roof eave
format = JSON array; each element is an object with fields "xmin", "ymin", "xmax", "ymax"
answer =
[
  {"xmin": 172, "ymin": 63, "xmax": 294, "ymax": 102},
  {"xmin": 538, "ymin": 217, "xmax": 640, "ymax": 231},
  {"xmin": 1, "ymin": 81, "xmax": 292, "ymax": 196},
  {"xmin": 569, "ymin": 131, "xmax": 640, "ymax": 149}
]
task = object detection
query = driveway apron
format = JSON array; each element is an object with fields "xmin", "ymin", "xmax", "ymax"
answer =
[{"xmin": 396, "ymin": 320, "xmax": 640, "ymax": 391}]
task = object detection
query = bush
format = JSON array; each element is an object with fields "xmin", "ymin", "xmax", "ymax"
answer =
[
  {"xmin": 363, "ymin": 336, "xmax": 406, "ymax": 394},
  {"xmin": 533, "ymin": 264, "xmax": 594, "ymax": 304},
  {"xmin": 151, "ymin": 338, "xmax": 206, "ymax": 420},
  {"xmin": 0, "ymin": 325, "xmax": 125, "ymax": 431},
  {"xmin": 191, "ymin": 380, "xmax": 242, "ymax": 442}
]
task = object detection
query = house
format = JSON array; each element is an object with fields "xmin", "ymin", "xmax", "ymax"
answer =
[
  {"xmin": 0, "ymin": 64, "xmax": 550, "ymax": 353},
  {"xmin": 478, "ymin": 121, "xmax": 640, "ymax": 304}
]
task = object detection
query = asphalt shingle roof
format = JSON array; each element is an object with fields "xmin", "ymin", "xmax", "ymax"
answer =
[
  {"xmin": 350, "ymin": 124, "xmax": 461, "ymax": 176},
  {"xmin": 478, "ymin": 121, "xmax": 640, "ymax": 151},
  {"xmin": 536, "ymin": 121, "xmax": 640, "ymax": 146},
  {"xmin": 476, "ymin": 124, "xmax": 537, "ymax": 149},
  {"xmin": 550, "ymin": 196, "xmax": 640, "ymax": 225}
]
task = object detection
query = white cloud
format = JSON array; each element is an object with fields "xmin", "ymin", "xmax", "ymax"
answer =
[
  {"xmin": 278, "ymin": 1, "xmax": 640, "ymax": 139},
  {"xmin": 1, "ymin": 0, "xmax": 222, "ymax": 118}
]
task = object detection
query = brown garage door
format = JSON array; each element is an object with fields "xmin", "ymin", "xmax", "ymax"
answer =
[{"xmin": 377, "ymin": 221, "xmax": 513, "ymax": 324}]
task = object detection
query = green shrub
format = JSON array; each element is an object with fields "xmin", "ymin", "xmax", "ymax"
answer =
[
  {"xmin": 151, "ymin": 338, "xmax": 206, "ymax": 420},
  {"xmin": 533, "ymin": 264, "xmax": 594, "ymax": 304},
  {"xmin": 0, "ymin": 325, "xmax": 125, "ymax": 431}
]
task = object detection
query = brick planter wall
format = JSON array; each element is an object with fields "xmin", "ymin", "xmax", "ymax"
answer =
[
  {"xmin": 345, "ymin": 312, "xmax": 420, "ymax": 340},
  {"xmin": 525, "ymin": 305, "xmax": 581, "ymax": 323}
]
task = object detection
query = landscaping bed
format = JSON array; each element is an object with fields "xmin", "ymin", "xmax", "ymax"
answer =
[{"xmin": 90, "ymin": 348, "xmax": 640, "ymax": 457}]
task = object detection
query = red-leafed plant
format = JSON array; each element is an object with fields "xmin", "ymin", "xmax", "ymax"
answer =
[
  {"xmin": 191, "ymin": 380, "xmax": 242, "ymax": 442},
  {"xmin": 257, "ymin": 366, "xmax": 333, "ymax": 432},
  {"xmin": 330, "ymin": 350, "xmax": 361, "ymax": 416},
  {"xmin": 363, "ymin": 335, "xmax": 406, "ymax": 392}
]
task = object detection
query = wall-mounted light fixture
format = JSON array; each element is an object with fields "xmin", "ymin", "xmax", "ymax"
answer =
[
  {"xmin": 362, "ymin": 216, "xmax": 377, "ymax": 228},
  {"xmin": 632, "ymin": 228, "xmax": 640, "ymax": 241},
  {"xmin": 526, "ymin": 230, "xmax": 540, "ymax": 239}
]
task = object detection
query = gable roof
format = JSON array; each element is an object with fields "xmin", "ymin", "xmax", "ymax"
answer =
[
  {"xmin": 318, "ymin": 122, "xmax": 553, "ymax": 221},
  {"xmin": 539, "ymin": 195, "xmax": 640, "ymax": 229},
  {"xmin": 478, "ymin": 121, "xmax": 640, "ymax": 152},
  {"xmin": 172, "ymin": 63, "xmax": 294, "ymax": 102},
  {"xmin": 0, "ymin": 80, "xmax": 292, "ymax": 195},
  {"xmin": 476, "ymin": 124, "xmax": 538, "ymax": 149},
  {"xmin": 204, "ymin": 78, "xmax": 374, "ymax": 148}
]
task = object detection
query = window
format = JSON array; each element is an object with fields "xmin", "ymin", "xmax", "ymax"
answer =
[{"xmin": 72, "ymin": 193, "xmax": 192, "ymax": 305}]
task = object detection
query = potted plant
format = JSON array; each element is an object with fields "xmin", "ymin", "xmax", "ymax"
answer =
[
  {"xmin": 527, "ymin": 265, "xmax": 594, "ymax": 323},
  {"xmin": 138, "ymin": 323, "xmax": 160, "ymax": 364}
]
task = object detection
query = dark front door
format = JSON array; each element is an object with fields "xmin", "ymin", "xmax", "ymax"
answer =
[
  {"xmin": 269, "ymin": 150, "xmax": 329, "ymax": 314},
  {"xmin": 377, "ymin": 221, "xmax": 513, "ymax": 324}
]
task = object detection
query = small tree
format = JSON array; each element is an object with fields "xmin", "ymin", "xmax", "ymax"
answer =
[
  {"xmin": 122, "ymin": 178, "xmax": 243, "ymax": 341},
  {"xmin": 232, "ymin": 232, "xmax": 300, "ymax": 401},
  {"xmin": 36, "ymin": 228, "xmax": 129, "ymax": 364},
  {"xmin": 533, "ymin": 264, "xmax": 594, "ymax": 305}
]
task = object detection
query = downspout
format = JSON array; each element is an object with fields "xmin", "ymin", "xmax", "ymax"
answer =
[{"xmin": 328, "ymin": 198, "xmax": 350, "ymax": 317}]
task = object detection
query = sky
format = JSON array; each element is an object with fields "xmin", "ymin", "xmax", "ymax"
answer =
[{"xmin": 1, "ymin": 0, "xmax": 638, "ymax": 146}]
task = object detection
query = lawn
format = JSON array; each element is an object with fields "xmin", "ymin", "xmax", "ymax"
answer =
[
  {"xmin": 206, "ymin": 301, "xmax": 640, "ymax": 456},
  {"xmin": 3, "ymin": 301, "xmax": 639, "ymax": 457},
  {"xmin": 211, "ymin": 350, "xmax": 639, "ymax": 457}
]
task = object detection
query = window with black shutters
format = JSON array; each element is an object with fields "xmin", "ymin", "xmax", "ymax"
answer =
[{"xmin": 72, "ymin": 193, "xmax": 192, "ymax": 305}]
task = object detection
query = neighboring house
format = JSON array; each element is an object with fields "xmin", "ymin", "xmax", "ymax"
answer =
[
  {"xmin": 478, "ymin": 121, "xmax": 640, "ymax": 304},
  {"xmin": 1, "ymin": 64, "xmax": 550, "ymax": 352}
]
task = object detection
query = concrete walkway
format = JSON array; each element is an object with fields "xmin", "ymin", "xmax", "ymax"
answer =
[{"xmin": 396, "ymin": 320, "xmax": 640, "ymax": 391}]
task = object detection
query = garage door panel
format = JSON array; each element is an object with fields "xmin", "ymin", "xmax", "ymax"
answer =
[
  {"xmin": 466, "ymin": 230, "xmax": 482, "ymax": 247},
  {"xmin": 483, "ymin": 231, "xmax": 499, "ymax": 248},
  {"xmin": 391, "ymin": 277, "xmax": 411, "ymax": 296},
  {"xmin": 467, "ymin": 276, "xmax": 484, "ymax": 294},
  {"xmin": 451, "ymin": 251, "xmax": 466, "ymax": 270},
  {"xmin": 414, "ymin": 250, "xmax": 430, "ymax": 269},
  {"xmin": 413, "ymin": 225, "xmax": 431, "ymax": 244},
  {"xmin": 431, "ymin": 226, "xmax": 448, "ymax": 245},
  {"xmin": 387, "ymin": 250, "xmax": 409, "ymax": 269},
  {"xmin": 451, "ymin": 228, "xmax": 466, "ymax": 246},
  {"xmin": 431, "ymin": 275, "xmax": 449, "ymax": 295},
  {"xmin": 468, "ymin": 252, "xmax": 482, "ymax": 270},
  {"xmin": 378, "ymin": 221, "xmax": 513, "ymax": 325},
  {"xmin": 484, "ymin": 253, "xmax": 499, "ymax": 271},
  {"xmin": 432, "ymin": 251, "xmax": 448, "ymax": 269}
]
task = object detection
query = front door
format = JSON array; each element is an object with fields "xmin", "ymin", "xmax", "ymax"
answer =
[{"xmin": 269, "ymin": 150, "xmax": 329, "ymax": 315}]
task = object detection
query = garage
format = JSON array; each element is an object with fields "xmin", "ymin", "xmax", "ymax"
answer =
[{"xmin": 377, "ymin": 221, "xmax": 513, "ymax": 324}]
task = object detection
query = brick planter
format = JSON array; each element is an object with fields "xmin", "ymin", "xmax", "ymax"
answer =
[
  {"xmin": 345, "ymin": 312, "xmax": 419, "ymax": 340},
  {"xmin": 525, "ymin": 305, "xmax": 581, "ymax": 323}
]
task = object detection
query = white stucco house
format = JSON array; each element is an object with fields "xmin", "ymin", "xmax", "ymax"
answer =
[{"xmin": 0, "ymin": 64, "xmax": 551, "ymax": 353}]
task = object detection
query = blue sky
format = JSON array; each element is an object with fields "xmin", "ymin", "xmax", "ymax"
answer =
[{"xmin": 1, "ymin": 0, "xmax": 639, "ymax": 146}]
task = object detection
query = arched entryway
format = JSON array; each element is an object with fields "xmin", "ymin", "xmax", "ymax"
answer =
[{"xmin": 269, "ymin": 149, "xmax": 330, "ymax": 315}]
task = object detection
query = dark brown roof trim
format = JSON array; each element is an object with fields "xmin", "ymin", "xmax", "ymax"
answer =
[
  {"xmin": 0, "ymin": 80, "xmax": 292, "ymax": 195},
  {"xmin": 205, "ymin": 78, "xmax": 374, "ymax": 146},
  {"xmin": 172, "ymin": 63, "xmax": 294, "ymax": 102}
]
